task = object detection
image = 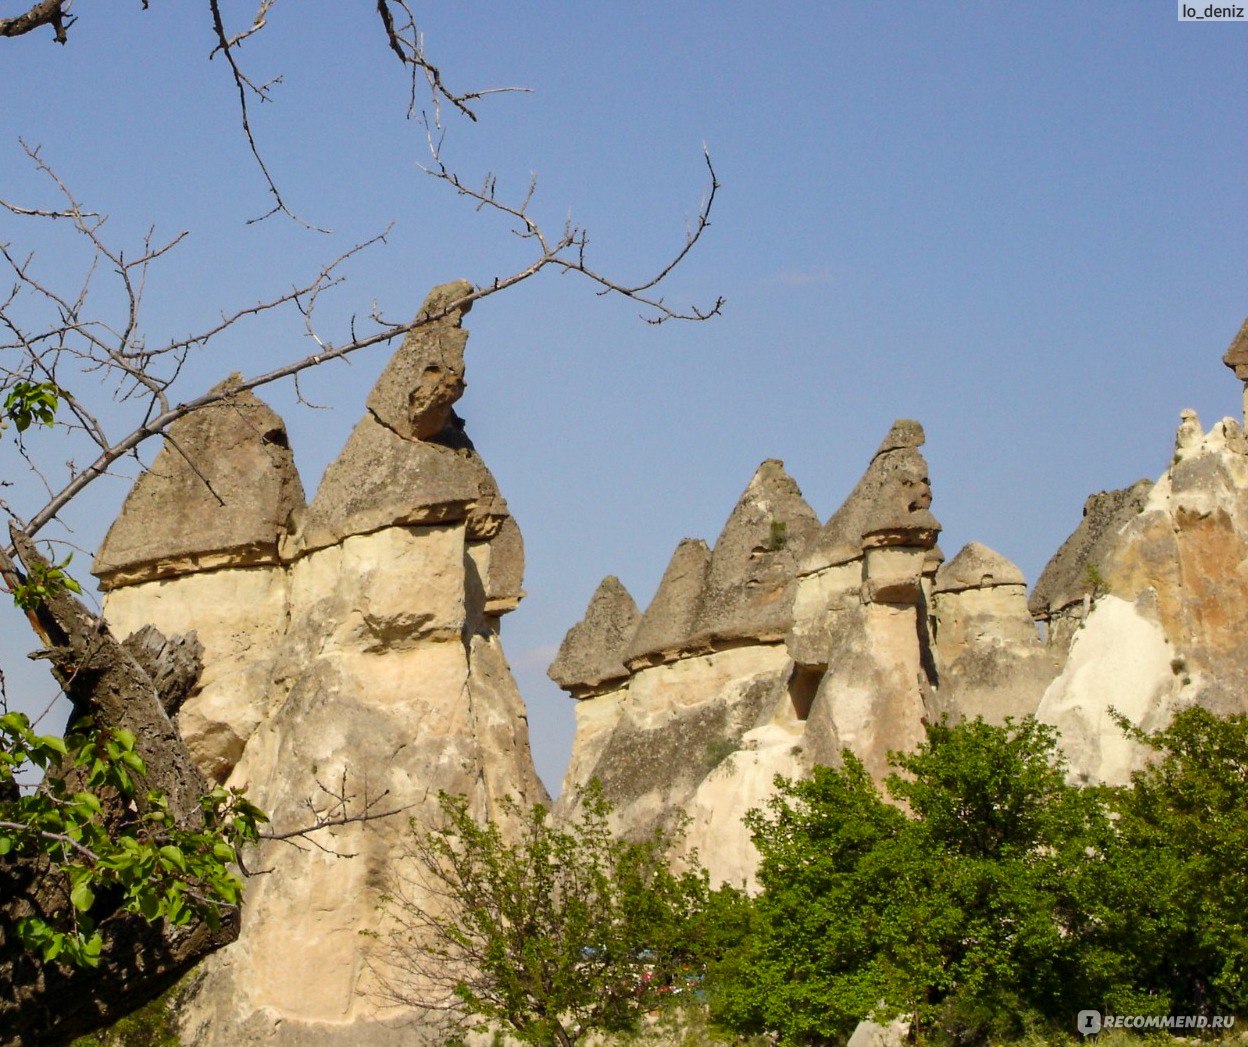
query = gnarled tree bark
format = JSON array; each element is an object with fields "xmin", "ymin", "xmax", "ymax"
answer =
[{"xmin": 0, "ymin": 531, "xmax": 237, "ymax": 1047}]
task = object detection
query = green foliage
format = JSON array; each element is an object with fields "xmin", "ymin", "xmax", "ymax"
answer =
[
  {"xmin": 600, "ymin": 1001, "xmax": 774, "ymax": 1046},
  {"xmin": 710, "ymin": 712, "xmax": 1248, "ymax": 1045},
  {"xmin": 3, "ymin": 378, "xmax": 61, "ymax": 432},
  {"xmin": 1082, "ymin": 562, "xmax": 1108, "ymax": 599},
  {"xmin": 1088, "ymin": 708, "xmax": 1248, "ymax": 1018},
  {"xmin": 379, "ymin": 783, "xmax": 727, "ymax": 1046},
  {"xmin": 0, "ymin": 711, "xmax": 266, "ymax": 968},
  {"xmin": 766, "ymin": 520, "xmax": 788, "ymax": 552},
  {"xmin": 11, "ymin": 550, "xmax": 83, "ymax": 610}
]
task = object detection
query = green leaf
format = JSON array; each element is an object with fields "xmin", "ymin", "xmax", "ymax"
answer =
[
  {"xmin": 159, "ymin": 845, "xmax": 188, "ymax": 872},
  {"xmin": 70, "ymin": 880, "xmax": 95, "ymax": 913},
  {"xmin": 38, "ymin": 735, "xmax": 68, "ymax": 756}
]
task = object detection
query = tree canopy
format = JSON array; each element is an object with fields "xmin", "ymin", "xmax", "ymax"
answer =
[{"xmin": 709, "ymin": 712, "xmax": 1248, "ymax": 1046}]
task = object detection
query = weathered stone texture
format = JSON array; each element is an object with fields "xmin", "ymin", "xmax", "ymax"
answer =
[
  {"xmin": 295, "ymin": 413, "xmax": 484, "ymax": 554},
  {"xmin": 556, "ymin": 644, "xmax": 793, "ymax": 838},
  {"xmin": 93, "ymin": 381, "xmax": 305, "ymax": 589},
  {"xmin": 1222, "ymin": 314, "xmax": 1248, "ymax": 381},
  {"xmin": 1027, "ymin": 479, "xmax": 1153, "ymax": 633},
  {"xmin": 556, "ymin": 345, "xmax": 1248, "ymax": 885},
  {"xmin": 366, "ymin": 280, "xmax": 473, "ymax": 441},
  {"xmin": 468, "ymin": 514, "xmax": 526, "ymax": 615},
  {"xmin": 548, "ymin": 576, "xmax": 642, "ymax": 696},
  {"xmin": 690, "ymin": 459, "xmax": 820, "ymax": 646},
  {"xmin": 625, "ymin": 538, "xmax": 712, "ymax": 668},
  {"xmin": 803, "ymin": 600, "xmax": 929, "ymax": 780},
  {"xmin": 801, "ymin": 419, "xmax": 940, "ymax": 573},
  {"xmin": 96, "ymin": 284, "xmax": 543, "ymax": 1045},
  {"xmin": 930, "ymin": 543, "xmax": 1057, "ymax": 725},
  {"xmin": 1038, "ymin": 412, "xmax": 1248, "ymax": 783},
  {"xmin": 934, "ymin": 541, "xmax": 1026, "ymax": 594}
]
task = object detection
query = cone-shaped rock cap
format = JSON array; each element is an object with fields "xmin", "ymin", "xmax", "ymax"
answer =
[
  {"xmin": 690, "ymin": 459, "xmax": 820, "ymax": 646},
  {"xmin": 93, "ymin": 379, "xmax": 304, "ymax": 589},
  {"xmin": 1028, "ymin": 479, "xmax": 1152, "ymax": 619},
  {"xmin": 367, "ymin": 280, "xmax": 473, "ymax": 441},
  {"xmin": 296, "ymin": 283, "xmax": 508, "ymax": 554},
  {"xmin": 803, "ymin": 419, "xmax": 940, "ymax": 571},
  {"xmin": 625, "ymin": 538, "xmax": 711, "ymax": 668},
  {"xmin": 297, "ymin": 413, "xmax": 486, "ymax": 553},
  {"xmin": 934, "ymin": 541, "xmax": 1026, "ymax": 594},
  {"xmin": 549, "ymin": 576, "xmax": 642, "ymax": 696},
  {"xmin": 1222, "ymin": 315, "xmax": 1248, "ymax": 381}
]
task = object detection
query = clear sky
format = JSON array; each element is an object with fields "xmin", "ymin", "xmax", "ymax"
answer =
[{"xmin": 1, "ymin": 3, "xmax": 1244, "ymax": 793}]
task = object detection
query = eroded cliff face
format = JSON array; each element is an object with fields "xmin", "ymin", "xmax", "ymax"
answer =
[
  {"xmin": 1034, "ymin": 410, "xmax": 1248, "ymax": 784},
  {"xmin": 552, "ymin": 423, "xmax": 1056, "ymax": 888},
  {"xmin": 94, "ymin": 283, "xmax": 545, "ymax": 1045},
  {"xmin": 554, "ymin": 318, "xmax": 1248, "ymax": 887}
]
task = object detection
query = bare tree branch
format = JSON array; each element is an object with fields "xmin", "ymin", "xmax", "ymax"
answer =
[
  {"xmin": 374, "ymin": 0, "xmax": 531, "ymax": 124},
  {"xmin": 0, "ymin": 136, "xmax": 721, "ymax": 546},
  {"xmin": 0, "ymin": 0, "xmax": 72, "ymax": 43},
  {"xmin": 204, "ymin": 0, "xmax": 318, "ymax": 229}
]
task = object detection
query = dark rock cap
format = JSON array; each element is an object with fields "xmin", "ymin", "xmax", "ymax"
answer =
[
  {"xmin": 1222, "ymin": 315, "xmax": 1248, "ymax": 381},
  {"xmin": 803, "ymin": 419, "xmax": 941, "ymax": 570},
  {"xmin": 477, "ymin": 515, "xmax": 525, "ymax": 615},
  {"xmin": 296, "ymin": 412, "xmax": 486, "ymax": 554},
  {"xmin": 93, "ymin": 380, "xmax": 305, "ymax": 589},
  {"xmin": 934, "ymin": 541, "xmax": 1026, "ymax": 594},
  {"xmin": 367, "ymin": 280, "xmax": 474, "ymax": 441},
  {"xmin": 548, "ymin": 576, "xmax": 642, "ymax": 695},
  {"xmin": 874, "ymin": 418, "xmax": 926, "ymax": 456},
  {"xmin": 297, "ymin": 282, "xmax": 511, "ymax": 554},
  {"xmin": 690, "ymin": 459, "xmax": 820, "ymax": 646},
  {"xmin": 1028, "ymin": 479, "xmax": 1153, "ymax": 619},
  {"xmin": 625, "ymin": 538, "xmax": 712, "ymax": 668}
]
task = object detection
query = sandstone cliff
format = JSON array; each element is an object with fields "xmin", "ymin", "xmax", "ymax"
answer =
[
  {"xmin": 553, "ymin": 317, "xmax": 1248, "ymax": 887},
  {"xmin": 94, "ymin": 283, "xmax": 545, "ymax": 1045},
  {"xmin": 552, "ymin": 422, "xmax": 1056, "ymax": 887}
]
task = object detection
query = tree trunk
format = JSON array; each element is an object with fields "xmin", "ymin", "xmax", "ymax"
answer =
[{"xmin": 0, "ymin": 530, "xmax": 239, "ymax": 1046}]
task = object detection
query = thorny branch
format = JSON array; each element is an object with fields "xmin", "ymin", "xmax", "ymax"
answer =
[
  {"xmin": 204, "ymin": 0, "xmax": 313, "ymax": 229},
  {"xmin": 256, "ymin": 771, "xmax": 409, "ymax": 854},
  {"xmin": 0, "ymin": 133, "xmax": 720, "ymax": 547},
  {"xmin": 374, "ymin": 0, "xmax": 531, "ymax": 123},
  {"xmin": 3, "ymin": 2, "xmax": 534, "ymax": 226}
]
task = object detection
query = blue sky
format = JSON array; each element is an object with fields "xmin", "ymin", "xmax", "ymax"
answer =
[{"xmin": 1, "ymin": 3, "xmax": 1244, "ymax": 792}]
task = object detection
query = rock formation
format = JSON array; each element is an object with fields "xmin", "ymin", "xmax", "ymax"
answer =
[
  {"xmin": 928, "ymin": 542, "xmax": 1057, "ymax": 727},
  {"xmin": 94, "ymin": 283, "xmax": 545, "ymax": 1045},
  {"xmin": 548, "ymin": 576, "xmax": 641, "ymax": 697},
  {"xmin": 550, "ymin": 460, "xmax": 820, "ymax": 873},
  {"xmin": 87, "ymin": 296, "xmax": 1248, "ymax": 1028},
  {"xmin": 1035, "ymin": 410, "xmax": 1248, "ymax": 783},
  {"xmin": 554, "ymin": 317, "xmax": 1248, "ymax": 884},
  {"xmin": 552, "ymin": 422, "xmax": 1044, "ymax": 886}
]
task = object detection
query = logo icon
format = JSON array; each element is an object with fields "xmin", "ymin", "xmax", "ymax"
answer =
[{"xmin": 1078, "ymin": 1010, "xmax": 1103, "ymax": 1036}]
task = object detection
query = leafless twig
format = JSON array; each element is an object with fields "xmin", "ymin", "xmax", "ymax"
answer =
[{"xmin": 0, "ymin": 135, "xmax": 720, "ymax": 548}]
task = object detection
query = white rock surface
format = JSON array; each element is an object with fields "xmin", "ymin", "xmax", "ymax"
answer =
[{"xmin": 1036, "ymin": 595, "xmax": 1181, "ymax": 784}]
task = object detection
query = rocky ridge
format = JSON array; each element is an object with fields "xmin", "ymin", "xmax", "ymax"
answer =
[
  {"xmin": 94, "ymin": 283, "xmax": 545, "ymax": 1045},
  {"xmin": 552, "ymin": 317, "xmax": 1248, "ymax": 887}
]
